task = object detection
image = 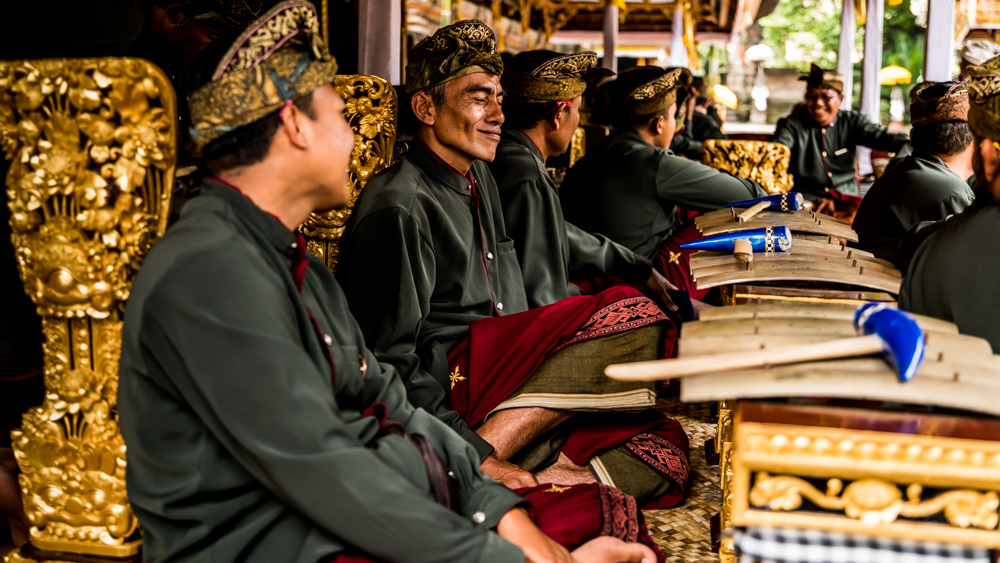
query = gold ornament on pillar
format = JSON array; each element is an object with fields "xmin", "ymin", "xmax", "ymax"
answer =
[{"xmin": 0, "ymin": 57, "xmax": 177, "ymax": 560}]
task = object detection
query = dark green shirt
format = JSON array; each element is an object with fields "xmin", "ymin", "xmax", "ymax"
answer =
[
  {"xmin": 560, "ymin": 131, "xmax": 766, "ymax": 260},
  {"xmin": 691, "ymin": 110, "xmax": 726, "ymax": 142},
  {"xmin": 488, "ymin": 130, "xmax": 652, "ymax": 308},
  {"xmin": 852, "ymin": 152, "xmax": 974, "ymax": 268},
  {"xmin": 770, "ymin": 105, "xmax": 910, "ymax": 200},
  {"xmin": 669, "ymin": 118, "xmax": 704, "ymax": 160},
  {"xmin": 338, "ymin": 144, "xmax": 529, "ymax": 460},
  {"xmin": 118, "ymin": 180, "xmax": 524, "ymax": 563},
  {"xmin": 901, "ymin": 203, "xmax": 1000, "ymax": 351}
]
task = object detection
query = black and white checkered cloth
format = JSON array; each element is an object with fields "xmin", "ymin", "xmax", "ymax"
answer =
[{"xmin": 733, "ymin": 526, "xmax": 992, "ymax": 563}]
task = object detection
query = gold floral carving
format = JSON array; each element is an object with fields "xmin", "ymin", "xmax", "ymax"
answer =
[
  {"xmin": 750, "ymin": 473, "xmax": 1000, "ymax": 530},
  {"xmin": 1, "ymin": 58, "xmax": 177, "ymax": 559},
  {"xmin": 299, "ymin": 75, "xmax": 397, "ymax": 275},
  {"xmin": 701, "ymin": 140, "xmax": 794, "ymax": 195},
  {"xmin": 568, "ymin": 126, "xmax": 585, "ymax": 168}
]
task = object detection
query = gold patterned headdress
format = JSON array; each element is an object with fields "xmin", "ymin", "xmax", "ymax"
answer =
[
  {"xmin": 187, "ymin": 1, "xmax": 338, "ymax": 149},
  {"xmin": 501, "ymin": 50, "xmax": 613, "ymax": 104},
  {"xmin": 800, "ymin": 63, "xmax": 844, "ymax": 95},
  {"xmin": 405, "ymin": 20, "xmax": 504, "ymax": 94},
  {"xmin": 968, "ymin": 55, "xmax": 1000, "ymax": 140},
  {"xmin": 615, "ymin": 67, "xmax": 688, "ymax": 118},
  {"xmin": 909, "ymin": 82, "xmax": 970, "ymax": 126}
]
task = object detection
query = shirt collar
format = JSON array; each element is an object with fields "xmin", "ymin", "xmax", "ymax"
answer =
[
  {"xmin": 504, "ymin": 129, "xmax": 544, "ymax": 163},
  {"xmin": 200, "ymin": 178, "xmax": 300, "ymax": 257},
  {"xmin": 407, "ymin": 141, "xmax": 478, "ymax": 196}
]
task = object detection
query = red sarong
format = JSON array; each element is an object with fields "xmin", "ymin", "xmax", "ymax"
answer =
[
  {"xmin": 328, "ymin": 483, "xmax": 666, "ymax": 563},
  {"xmin": 447, "ymin": 286, "xmax": 669, "ymax": 427},
  {"xmin": 654, "ymin": 222, "xmax": 713, "ymax": 301}
]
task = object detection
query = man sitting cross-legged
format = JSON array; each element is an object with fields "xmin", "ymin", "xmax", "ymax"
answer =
[
  {"xmin": 117, "ymin": 4, "xmax": 661, "ymax": 563},
  {"xmin": 338, "ymin": 22, "xmax": 690, "ymax": 509},
  {"xmin": 487, "ymin": 49, "xmax": 691, "ymax": 323},
  {"xmin": 560, "ymin": 66, "xmax": 767, "ymax": 301}
]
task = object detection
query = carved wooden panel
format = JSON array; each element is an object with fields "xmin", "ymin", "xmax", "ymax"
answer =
[
  {"xmin": 701, "ymin": 139, "xmax": 794, "ymax": 195},
  {"xmin": 1, "ymin": 57, "xmax": 177, "ymax": 559}
]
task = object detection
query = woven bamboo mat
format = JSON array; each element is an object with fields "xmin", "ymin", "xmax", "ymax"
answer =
[{"xmin": 644, "ymin": 398, "xmax": 721, "ymax": 563}]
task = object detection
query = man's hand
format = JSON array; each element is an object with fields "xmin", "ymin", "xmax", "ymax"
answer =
[
  {"xmin": 645, "ymin": 270, "xmax": 679, "ymax": 313},
  {"xmin": 498, "ymin": 508, "xmax": 573, "ymax": 563},
  {"xmin": 571, "ymin": 536, "xmax": 657, "ymax": 563},
  {"xmin": 814, "ymin": 197, "xmax": 837, "ymax": 216},
  {"xmin": 481, "ymin": 454, "xmax": 538, "ymax": 489}
]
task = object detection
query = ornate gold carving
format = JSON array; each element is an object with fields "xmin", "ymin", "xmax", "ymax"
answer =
[
  {"xmin": 750, "ymin": 473, "xmax": 1000, "ymax": 530},
  {"xmin": 701, "ymin": 140, "xmax": 794, "ymax": 195},
  {"xmin": 568, "ymin": 126, "xmax": 585, "ymax": 168},
  {"xmin": 1, "ymin": 58, "xmax": 177, "ymax": 559},
  {"xmin": 299, "ymin": 75, "xmax": 397, "ymax": 274}
]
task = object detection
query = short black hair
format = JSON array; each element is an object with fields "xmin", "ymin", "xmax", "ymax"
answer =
[
  {"xmin": 502, "ymin": 101, "xmax": 561, "ymax": 130},
  {"xmin": 613, "ymin": 106, "xmax": 671, "ymax": 135},
  {"xmin": 695, "ymin": 94, "xmax": 710, "ymax": 107},
  {"xmin": 185, "ymin": 33, "xmax": 319, "ymax": 173},
  {"xmin": 691, "ymin": 76, "xmax": 706, "ymax": 92},
  {"xmin": 911, "ymin": 121, "xmax": 972, "ymax": 156}
]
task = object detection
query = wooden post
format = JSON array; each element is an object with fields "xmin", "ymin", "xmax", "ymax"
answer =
[
  {"xmin": 670, "ymin": 5, "xmax": 689, "ymax": 67},
  {"xmin": 602, "ymin": 2, "xmax": 619, "ymax": 71},
  {"xmin": 837, "ymin": 0, "xmax": 855, "ymax": 108},
  {"xmin": 858, "ymin": 0, "xmax": 884, "ymax": 175},
  {"xmin": 924, "ymin": 0, "xmax": 956, "ymax": 81},
  {"xmin": 358, "ymin": 0, "xmax": 402, "ymax": 84}
]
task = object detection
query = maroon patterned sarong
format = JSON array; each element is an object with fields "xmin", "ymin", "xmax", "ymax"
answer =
[
  {"xmin": 654, "ymin": 221, "xmax": 712, "ymax": 301},
  {"xmin": 327, "ymin": 483, "xmax": 666, "ymax": 563}
]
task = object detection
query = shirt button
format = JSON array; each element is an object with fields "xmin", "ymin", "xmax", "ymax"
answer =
[
  {"xmin": 496, "ymin": 302, "xmax": 504, "ymax": 311},
  {"xmin": 821, "ymin": 128, "xmax": 826, "ymax": 134},
  {"xmin": 473, "ymin": 511, "xmax": 486, "ymax": 524},
  {"xmin": 827, "ymin": 172, "xmax": 833, "ymax": 178},
  {"xmin": 487, "ymin": 252, "xmax": 494, "ymax": 260},
  {"xmin": 291, "ymin": 242, "xmax": 298, "ymax": 249},
  {"xmin": 824, "ymin": 187, "xmax": 831, "ymax": 192},
  {"xmin": 822, "ymin": 151, "xmax": 828, "ymax": 157},
  {"xmin": 323, "ymin": 334, "xmax": 333, "ymax": 346}
]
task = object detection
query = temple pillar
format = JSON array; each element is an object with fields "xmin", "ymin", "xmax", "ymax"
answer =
[
  {"xmin": 858, "ymin": 0, "xmax": 884, "ymax": 174},
  {"xmin": 358, "ymin": 0, "xmax": 402, "ymax": 84},
  {"xmin": 602, "ymin": 2, "xmax": 619, "ymax": 71},
  {"xmin": 924, "ymin": 0, "xmax": 956, "ymax": 81},
  {"xmin": 837, "ymin": 0, "xmax": 856, "ymax": 108},
  {"xmin": 670, "ymin": 6, "xmax": 689, "ymax": 67}
]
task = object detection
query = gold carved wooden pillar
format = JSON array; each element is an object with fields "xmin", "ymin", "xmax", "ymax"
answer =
[
  {"xmin": 1, "ymin": 58, "xmax": 177, "ymax": 561},
  {"xmin": 300, "ymin": 75, "xmax": 397, "ymax": 274}
]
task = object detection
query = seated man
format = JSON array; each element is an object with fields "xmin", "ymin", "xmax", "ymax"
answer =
[
  {"xmin": 118, "ymin": 5, "xmax": 660, "ymax": 563},
  {"xmin": 853, "ymin": 81, "xmax": 975, "ymax": 269},
  {"xmin": 667, "ymin": 71, "xmax": 703, "ymax": 160},
  {"xmin": 560, "ymin": 66, "xmax": 766, "ymax": 300},
  {"xmin": 339, "ymin": 22, "xmax": 690, "ymax": 508},
  {"xmin": 487, "ymin": 49, "xmax": 685, "ymax": 316},
  {"xmin": 770, "ymin": 64, "xmax": 910, "ymax": 216},
  {"xmin": 691, "ymin": 95, "xmax": 726, "ymax": 142},
  {"xmin": 901, "ymin": 55, "xmax": 1000, "ymax": 352}
]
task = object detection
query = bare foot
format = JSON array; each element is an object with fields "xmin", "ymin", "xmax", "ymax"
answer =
[
  {"xmin": 571, "ymin": 536, "xmax": 656, "ymax": 563},
  {"xmin": 534, "ymin": 453, "xmax": 597, "ymax": 486}
]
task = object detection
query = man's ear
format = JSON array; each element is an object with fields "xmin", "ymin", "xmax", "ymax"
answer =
[
  {"xmin": 165, "ymin": 3, "xmax": 186, "ymax": 25},
  {"xmin": 548, "ymin": 107, "xmax": 564, "ymax": 131},
  {"xmin": 411, "ymin": 92, "xmax": 436, "ymax": 127},
  {"xmin": 651, "ymin": 115, "xmax": 664, "ymax": 136},
  {"xmin": 279, "ymin": 104, "xmax": 309, "ymax": 150}
]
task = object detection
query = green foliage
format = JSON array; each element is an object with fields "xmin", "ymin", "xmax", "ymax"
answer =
[{"xmin": 759, "ymin": 0, "xmax": 855, "ymax": 71}]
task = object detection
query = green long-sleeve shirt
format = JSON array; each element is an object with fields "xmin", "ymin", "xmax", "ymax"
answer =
[
  {"xmin": 560, "ymin": 131, "xmax": 766, "ymax": 260},
  {"xmin": 852, "ymin": 152, "xmax": 975, "ymax": 268},
  {"xmin": 488, "ymin": 130, "xmax": 652, "ymax": 308},
  {"xmin": 338, "ymin": 143, "xmax": 529, "ymax": 460},
  {"xmin": 900, "ymin": 203, "xmax": 1000, "ymax": 352},
  {"xmin": 118, "ymin": 180, "xmax": 524, "ymax": 563},
  {"xmin": 770, "ymin": 105, "xmax": 911, "ymax": 200}
]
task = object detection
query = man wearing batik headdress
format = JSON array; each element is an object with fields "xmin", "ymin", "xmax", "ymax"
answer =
[
  {"xmin": 488, "ymin": 49, "xmax": 690, "ymax": 318},
  {"xmin": 901, "ymin": 55, "xmax": 1000, "ymax": 352},
  {"xmin": 560, "ymin": 66, "xmax": 767, "ymax": 301},
  {"xmin": 666, "ymin": 68, "xmax": 705, "ymax": 160},
  {"xmin": 770, "ymin": 63, "xmax": 910, "ymax": 217},
  {"xmin": 339, "ymin": 23, "xmax": 691, "ymax": 510},
  {"xmin": 116, "ymin": 5, "xmax": 660, "ymax": 563},
  {"xmin": 852, "ymin": 81, "xmax": 975, "ymax": 269}
]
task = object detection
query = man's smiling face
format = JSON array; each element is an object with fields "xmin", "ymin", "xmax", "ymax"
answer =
[{"xmin": 431, "ymin": 73, "xmax": 505, "ymax": 165}]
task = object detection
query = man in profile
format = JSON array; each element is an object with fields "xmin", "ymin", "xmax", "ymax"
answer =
[
  {"xmin": 117, "ymin": 4, "xmax": 658, "ymax": 562},
  {"xmin": 560, "ymin": 66, "xmax": 766, "ymax": 300}
]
